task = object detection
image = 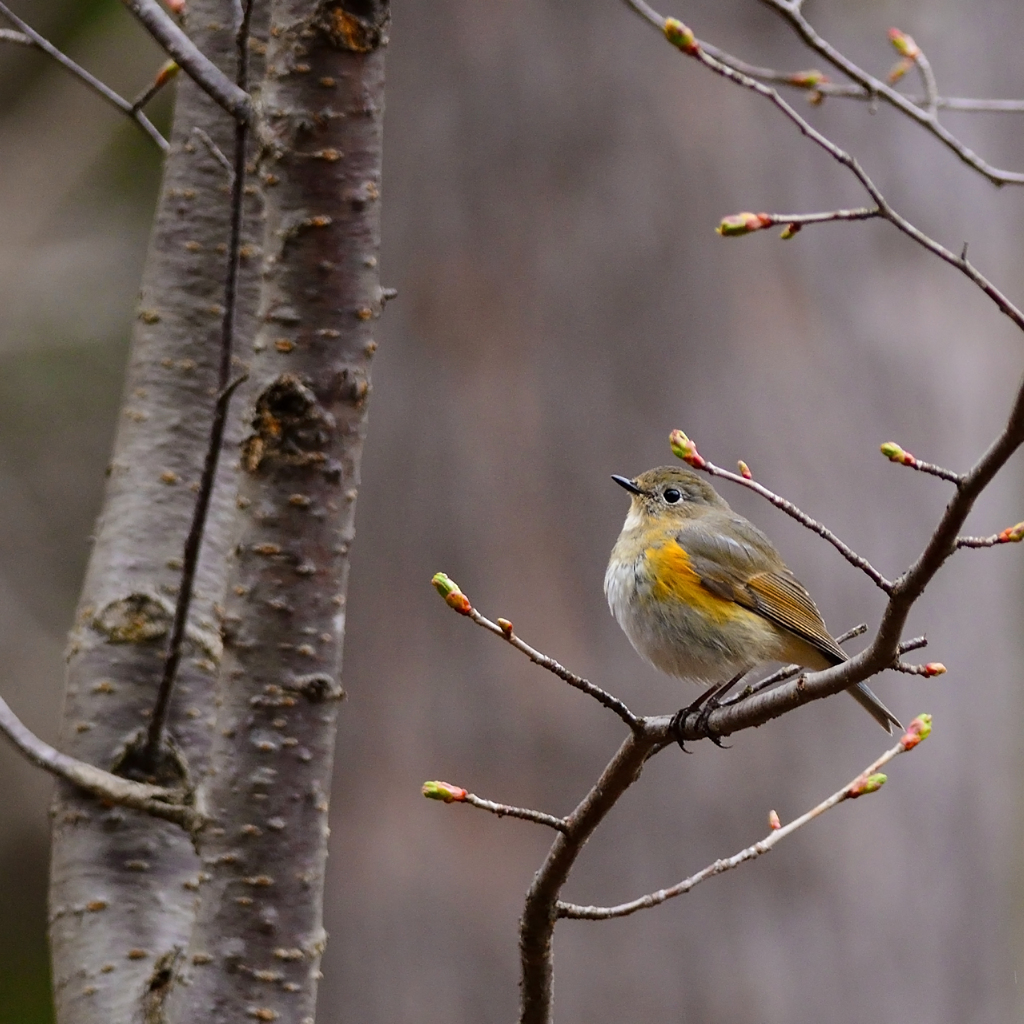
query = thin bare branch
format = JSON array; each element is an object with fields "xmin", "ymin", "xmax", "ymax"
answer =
[
  {"xmin": 143, "ymin": 0, "xmax": 255, "ymax": 768},
  {"xmin": 722, "ymin": 624, "xmax": 870, "ymax": 705},
  {"xmin": 557, "ymin": 721, "xmax": 928, "ymax": 920},
  {"xmin": 756, "ymin": 0, "xmax": 1024, "ymax": 185},
  {"xmin": 658, "ymin": 30, "xmax": 1024, "ymax": 334},
  {"xmin": 431, "ymin": 575, "xmax": 640, "ymax": 730},
  {"xmin": 0, "ymin": 694, "xmax": 201, "ymax": 830},
  {"xmin": 130, "ymin": 59, "xmax": 179, "ymax": 113},
  {"xmin": 893, "ymin": 660, "xmax": 945, "ymax": 677},
  {"xmin": 696, "ymin": 42, "xmax": 1024, "ymax": 113},
  {"xmin": 423, "ymin": 782, "xmax": 568, "ymax": 833},
  {"xmin": 880, "ymin": 441, "xmax": 962, "ymax": 483},
  {"xmin": 192, "ymin": 126, "xmax": 234, "ymax": 177},
  {"xmin": 693, "ymin": 374, "xmax": 1024, "ymax": 740},
  {"xmin": 671, "ymin": 433, "xmax": 893, "ymax": 592},
  {"xmin": 119, "ymin": 0, "xmax": 252, "ymax": 123},
  {"xmin": 717, "ymin": 207, "xmax": 880, "ymax": 238},
  {"xmin": 956, "ymin": 523, "xmax": 1024, "ymax": 549},
  {"xmin": 912, "ymin": 48, "xmax": 939, "ymax": 119},
  {"xmin": 0, "ymin": 1, "xmax": 168, "ymax": 151}
]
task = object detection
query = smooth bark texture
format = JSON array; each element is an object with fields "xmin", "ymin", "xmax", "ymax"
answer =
[
  {"xmin": 162, "ymin": 1, "xmax": 389, "ymax": 1020},
  {"xmin": 47, "ymin": 2, "xmax": 264, "ymax": 1020}
]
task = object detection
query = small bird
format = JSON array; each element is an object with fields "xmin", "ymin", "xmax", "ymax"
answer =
[{"xmin": 604, "ymin": 466, "xmax": 900, "ymax": 734}]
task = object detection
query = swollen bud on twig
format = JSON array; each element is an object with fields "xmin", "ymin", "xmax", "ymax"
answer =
[
  {"xmin": 768, "ymin": 809, "xmax": 781, "ymax": 830},
  {"xmin": 900, "ymin": 713, "xmax": 933, "ymax": 751},
  {"xmin": 431, "ymin": 572, "xmax": 472, "ymax": 615},
  {"xmin": 716, "ymin": 212, "xmax": 772, "ymax": 237},
  {"xmin": 788, "ymin": 69, "xmax": 828, "ymax": 89},
  {"xmin": 848, "ymin": 772, "xmax": 887, "ymax": 798},
  {"xmin": 887, "ymin": 58, "xmax": 914, "ymax": 84},
  {"xmin": 669, "ymin": 430, "xmax": 707, "ymax": 469},
  {"xmin": 497, "ymin": 618, "xmax": 514, "ymax": 638},
  {"xmin": 737, "ymin": 460, "xmax": 753, "ymax": 480},
  {"xmin": 663, "ymin": 18, "xmax": 699, "ymax": 55},
  {"xmin": 922, "ymin": 662, "xmax": 946, "ymax": 677},
  {"xmin": 997, "ymin": 521, "xmax": 1024, "ymax": 543},
  {"xmin": 779, "ymin": 223, "xmax": 802, "ymax": 240},
  {"xmin": 154, "ymin": 61, "xmax": 180, "ymax": 88},
  {"xmin": 887, "ymin": 28, "xmax": 921, "ymax": 59},
  {"xmin": 880, "ymin": 441, "xmax": 917, "ymax": 467},
  {"xmin": 422, "ymin": 781, "xmax": 467, "ymax": 803}
]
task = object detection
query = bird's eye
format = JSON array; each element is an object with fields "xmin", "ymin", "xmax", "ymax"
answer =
[{"xmin": 663, "ymin": 488, "xmax": 682, "ymax": 504}]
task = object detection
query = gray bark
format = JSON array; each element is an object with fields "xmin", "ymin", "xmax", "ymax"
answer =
[
  {"xmin": 160, "ymin": 1, "xmax": 389, "ymax": 1020},
  {"xmin": 47, "ymin": 2, "xmax": 264, "ymax": 1020}
]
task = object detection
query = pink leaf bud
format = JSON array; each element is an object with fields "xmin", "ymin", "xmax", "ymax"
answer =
[
  {"xmin": 737, "ymin": 460, "xmax": 753, "ymax": 480},
  {"xmin": 716, "ymin": 212, "xmax": 772, "ymax": 237},
  {"xmin": 848, "ymin": 772, "xmax": 887, "ymax": 798},
  {"xmin": 422, "ymin": 781, "xmax": 467, "ymax": 803},
  {"xmin": 997, "ymin": 521, "xmax": 1024, "ymax": 543},
  {"xmin": 788, "ymin": 69, "xmax": 827, "ymax": 89},
  {"xmin": 768, "ymin": 809, "xmax": 781, "ymax": 830},
  {"xmin": 154, "ymin": 61, "xmax": 180, "ymax": 88},
  {"xmin": 669, "ymin": 430, "xmax": 706, "ymax": 469},
  {"xmin": 887, "ymin": 58, "xmax": 914, "ymax": 84},
  {"xmin": 900, "ymin": 713, "xmax": 933, "ymax": 751},
  {"xmin": 497, "ymin": 617, "xmax": 514, "ymax": 637},
  {"xmin": 880, "ymin": 441, "xmax": 917, "ymax": 467},
  {"xmin": 431, "ymin": 572, "xmax": 472, "ymax": 615},
  {"xmin": 922, "ymin": 662, "xmax": 946, "ymax": 677},
  {"xmin": 888, "ymin": 28, "xmax": 921, "ymax": 59},
  {"xmin": 663, "ymin": 18, "xmax": 699, "ymax": 55}
]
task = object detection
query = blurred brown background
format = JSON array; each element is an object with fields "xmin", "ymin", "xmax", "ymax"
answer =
[{"xmin": 2, "ymin": 0, "xmax": 1024, "ymax": 1021}]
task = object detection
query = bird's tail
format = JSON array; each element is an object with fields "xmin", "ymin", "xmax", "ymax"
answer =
[{"xmin": 848, "ymin": 681, "xmax": 902, "ymax": 734}]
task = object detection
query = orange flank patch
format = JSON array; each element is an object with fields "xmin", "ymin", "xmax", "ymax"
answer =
[{"xmin": 644, "ymin": 540, "xmax": 736, "ymax": 622}]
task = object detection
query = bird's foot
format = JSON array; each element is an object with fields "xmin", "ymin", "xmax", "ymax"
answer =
[{"xmin": 670, "ymin": 682, "xmax": 726, "ymax": 751}]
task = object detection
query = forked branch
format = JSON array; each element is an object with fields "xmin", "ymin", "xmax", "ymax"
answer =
[{"xmin": 0, "ymin": 694, "xmax": 201, "ymax": 830}]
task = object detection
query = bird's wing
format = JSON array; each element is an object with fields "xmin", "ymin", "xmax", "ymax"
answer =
[{"xmin": 680, "ymin": 520, "xmax": 846, "ymax": 666}]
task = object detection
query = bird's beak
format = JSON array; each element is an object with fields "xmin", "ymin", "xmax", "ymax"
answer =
[{"xmin": 611, "ymin": 474, "xmax": 644, "ymax": 496}]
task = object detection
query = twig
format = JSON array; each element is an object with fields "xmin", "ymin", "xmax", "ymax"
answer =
[
  {"xmin": 717, "ymin": 207, "xmax": 880, "ymax": 237},
  {"xmin": 692, "ymin": 375, "xmax": 1024, "ymax": 740},
  {"xmin": 430, "ymin": 574, "xmax": 641, "ymax": 730},
  {"xmin": 670, "ymin": 432, "xmax": 893, "ymax": 592},
  {"xmin": 130, "ymin": 59, "xmax": 179, "ymax": 114},
  {"xmin": 696, "ymin": 42, "xmax": 1024, "ymax": 113},
  {"xmin": 143, "ymin": 376, "xmax": 247, "ymax": 764},
  {"xmin": 956, "ymin": 522, "xmax": 1024, "ymax": 549},
  {"xmin": 118, "ymin": 0, "xmax": 252, "ymax": 123},
  {"xmin": 0, "ymin": 1, "xmax": 168, "ymax": 152},
  {"xmin": 0, "ymin": 694, "xmax": 201, "ymax": 830},
  {"xmin": 756, "ymin": 0, "xmax": 1024, "ymax": 186},
  {"xmin": 192, "ymin": 127, "xmax": 234, "ymax": 177},
  {"xmin": 422, "ymin": 781, "xmax": 569, "ymax": 833},
  {"xmin": 893, "ymin": 660, "xmax": 945, "ymax": 677},
  {"xmin": 143, "ymin": 0, "xmax": 255, "ymax": 768},
  {"xmin": 721, "ymin": 624, "xmax": 869, "ymax": 705},
  {"xmin": 879, "ymin": 442, "xmax": 962, "ymax": 484},
  {"xmin": 913, "ymin": 48, "xmax": 939, "ymax": 119},
  {"xmin": 557, "ymin": 717, "xmax": 930, "ymax": 920},
  {"xmin": 651, "ymin": 23, "xmax": 1024, "ymax": 335}
]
